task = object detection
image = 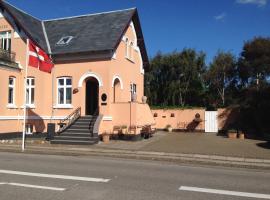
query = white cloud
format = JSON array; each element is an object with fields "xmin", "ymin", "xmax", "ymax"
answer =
[
  {"xmin": 236, "ymin": 0, "xmax": 268, "ymax": 7},
  {"xmin": 214, "ymin": 13, "xmax": 227, "ymax": 21}
]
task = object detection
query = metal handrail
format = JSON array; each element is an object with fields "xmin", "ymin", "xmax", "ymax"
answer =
[
  {"xmin": 0, "ymin": 48, "xmax": 16, "ymax": 62},
  {"xmin": 57, "ymin": 107, "xmax": 81, "ymax": 133}
]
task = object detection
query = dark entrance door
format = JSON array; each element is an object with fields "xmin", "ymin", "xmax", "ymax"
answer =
[{"xmin": 85, "ymin": 78, "xmax": 99, "ymax": 115}]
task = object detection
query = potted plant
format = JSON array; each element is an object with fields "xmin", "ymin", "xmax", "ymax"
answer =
[
  {"xmin": 102, "ymin": 132, "xmax": 110, "ymax": 143},
  {"xmin": 227, "ymin": 129, "xmax": 237, "ymax": 139},
  {"xmin": 166, "ymin": 124, "xmax": 173, "ymax": 132},
  {"xmin": 121, "ymin": 125, "xmax": 128, "ymax": 134},
  {"xmin": 142, "ymin": 96, "xmax": 147, "ymax": 104},
  {"xmin": 238, "ymin": 130, "xmax": 245, "ymax": 140}
]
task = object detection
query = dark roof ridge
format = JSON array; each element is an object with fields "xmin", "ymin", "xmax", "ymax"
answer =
[
  {"xmin": 43, "ymin": 7, "xmax": 136, "ymax": 22},
  {"xmin": 3, "ymin": 0, "xmax": 42, "ymax": 21}
]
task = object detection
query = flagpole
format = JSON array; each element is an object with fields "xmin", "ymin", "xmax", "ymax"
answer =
[{"xmin": 22, "ymin": 38, "xmax": 29, "ymax": 152}]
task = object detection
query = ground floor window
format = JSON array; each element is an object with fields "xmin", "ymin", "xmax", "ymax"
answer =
[
  {"xmin": 57, "ymin": 77, "xmax": 72, "ymax": 105},
  {"xmin": 26, "ymin": 77, "xmax": 35, "ymax": 105},
  {"xmin": 8, "ymin": 77, "xmax": 15, "ymax": 104},
  {"xmin": 130, "ymin": 83, "xmax": 137, "ymax": 101}
]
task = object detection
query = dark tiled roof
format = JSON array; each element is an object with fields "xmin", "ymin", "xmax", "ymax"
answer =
[
  {"xmin": 44, "ymin": 9, "xmax": 135, "ymax": 55},
  {"xmin": 0, "ymin": 1, "xmax": 149, "ymax": 65}
]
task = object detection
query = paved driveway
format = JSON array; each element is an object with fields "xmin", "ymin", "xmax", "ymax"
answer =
[{"xmin": 140, "ymin": 132, "xmax": 270, "ymax": 159}]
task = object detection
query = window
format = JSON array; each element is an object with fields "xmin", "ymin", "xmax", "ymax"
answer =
[
  {"xmin": 0, "ymin": 31, "xmax": 11, "ymax": 51},
  {"xmin": 56, "ymin": 36, "xmax": 73, "ymax": 46},
  {"xmin": 130, "ymin": 83, "xmax": 137, "ymax": 101},
  {"xmin": 125, "ymin": 38, "xmax": 129, "ymax": 58},
  {"xmin": 26, "ymin": 77, "xmax": 35, "ymax": 105},
  {"xmin": 125, "ymin": 38, "xmax": 134, "ymax": 61},
  {"xmin": 129, "ymin": 42, "xmax": 134, "ymax": 60},
  {"xmin": 57, "ymin": 77, "xmax": 72, "ymax": 105},
  {"xmin": 131, "ymin": 83, "xmax": 136, "ymax": 94},
  {"xmin": 8, "ymin": 77, "xmax": 15, "ymax": 105}
]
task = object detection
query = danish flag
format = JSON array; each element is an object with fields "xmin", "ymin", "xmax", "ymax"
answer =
[{"xmin": 28, "ymin": 40, "xmax": 54, "ymax": 73}]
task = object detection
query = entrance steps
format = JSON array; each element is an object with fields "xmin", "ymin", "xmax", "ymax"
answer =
[{"xmin": 51, "ymin": 115, "xmax": 99, "ymax": 145}]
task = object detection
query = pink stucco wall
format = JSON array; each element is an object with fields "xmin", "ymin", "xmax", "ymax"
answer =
[
  {"xmin": 152, "ymin": 109, "xmax": 205, "ymax": 131},
  {"xmin": 0, "ymin": 13, "xmax": 154, "ymax": 135}
]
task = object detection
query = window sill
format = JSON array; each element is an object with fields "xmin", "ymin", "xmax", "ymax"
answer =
[
  {"xmin": 6, "ymin": 104, "xmax": 18, "ymax": 109},
  {"xmin": 125, "ymin": 57, "xmax": 135, "ymax": 63},
  {"xmin": 53, "ymin": 104, "xmax": 73, "ymax": 109},
  {"xmin": 20, "ymin": 105, "xmax": 36, "ymax": 109}
]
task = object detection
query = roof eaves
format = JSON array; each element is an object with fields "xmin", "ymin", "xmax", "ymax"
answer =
[{"xmin": 43, "ymin": 7, "xmax": 137, "ymax": 22}]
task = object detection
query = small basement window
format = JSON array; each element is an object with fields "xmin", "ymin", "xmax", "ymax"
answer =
[{"xmin": 56, "ymin": 36, "xmax": 73, "ymax": 45}]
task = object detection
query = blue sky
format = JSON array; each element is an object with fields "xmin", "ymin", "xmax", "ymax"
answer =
[{"xmin": 7, "ymin": 0, "xmax": 270, "ymax": 63}]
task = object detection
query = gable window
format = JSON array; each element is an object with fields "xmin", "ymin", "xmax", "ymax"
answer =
[
  {"xmin": 0, "ymin": 31, "xmax": 11, "ymax": 52},
  {"xmin": 129, "ymin": 42, "xmax": 134, "ymax": 61},
  {"xmin": 125, "ymin": 37, "xmax": 134, "ymax": 62},
  {"xmin": 57, "ymin": 77, "xmax": 72, "ymax": 105},
  {"xmin": 56, "ymin": 36, "xmax": 73, "ymax": 46},
  {"xmin": 125, "ymin": 38, "xmax": 129, "ymax": 58},
  {"xmin": 8, "ymin": 77, "xmax": 15, "ymax": 105},
  {"xmin": 26, "ymin": 77, "xmax": 35, "ymax": 105}
]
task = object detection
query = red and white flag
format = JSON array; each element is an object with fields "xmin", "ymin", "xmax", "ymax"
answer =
[{"xmin": 28, "ymin": 40, "xmax": 54, "ymax": 73}]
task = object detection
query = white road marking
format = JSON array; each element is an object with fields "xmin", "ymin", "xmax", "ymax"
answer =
[
  {"xmin": 7, "ymin": 182, "xmax": 66, "ymax": 191},
  {"xmin": 0, "ymin": 182, "xmax": 65, "ymax": 191},
  {"xmin": 0, "ymin": 169, "xmax": 110, "ymax": 183},
  {"xmin": 179, "ymin": 186, "xmax": 270, "ymax": 199}
]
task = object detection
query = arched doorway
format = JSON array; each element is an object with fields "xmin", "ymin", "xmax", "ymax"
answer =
[{"xmin": 85, "ymin": 78, "xmax": 99, "ymax": 115}]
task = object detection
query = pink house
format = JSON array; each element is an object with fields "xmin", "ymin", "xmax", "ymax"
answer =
[{"xmin": 0, "ymin": 1, "xmax": 155, "ymax": 144}]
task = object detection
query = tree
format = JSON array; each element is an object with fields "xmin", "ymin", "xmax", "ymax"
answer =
[
  {"xmin": 205, "ymin": 51, "xmax": 237, "ymax": 107},
  {"xmin": 238, "ymin": 37, "xmax": 270, "ymax": 88},
  {"xmin": 145, "ymin": 49, "xmax": 206, "ymax": 107}
]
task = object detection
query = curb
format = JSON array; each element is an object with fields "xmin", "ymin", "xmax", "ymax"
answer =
[{"xmin": 0, "ymin": 144, "xmax": 270, "ymax": 169}]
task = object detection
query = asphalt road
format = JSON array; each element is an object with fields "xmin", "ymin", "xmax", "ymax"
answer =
[{"xmin": 0, "ymin": 152, "xmax": 270, "ymax": 200}]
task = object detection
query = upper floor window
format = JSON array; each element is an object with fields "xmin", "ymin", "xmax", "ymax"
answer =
[
  {"xmin": 26, "ymin": 77, "xmax": 35, "ymax": 105},
  {"xmin": 125, "ymin": 38, "xmax": 129, "ymax": 58},
  {"xmin": 57, "ymin": 77, "xmax": 72, "ymax": 105},
  {"xmin": 0, "ymin": 31, "xmax": 11, "ymax": 52},
  {"xmin": 129, "ymin": 41, "xmax": 134, "ymax": 61},
  {"xmin": 8, "ymin": 77, "xmax": 15, "ymax": 105},
  {"xmin": 125, "ymin": 37, "xmax": 134, "ymax": 62}
]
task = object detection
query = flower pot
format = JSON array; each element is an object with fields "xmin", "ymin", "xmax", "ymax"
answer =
[
  {"xmin": 167, "ymin": 127, "xmax": 173, "ymax": 132},
  {"xmin": 102, "ymin": 134, "xmax": 110, "ymax": 143},
  {"xmin": 238, "ymin": 133, "xmax": 245, "ymax": 140},
  {"xmin": 228, "ymin": 132, "xmax": 237, "ymax": 139},
  {"xmin": 142, "ymin": 96, "xmax": 147, "ymax": 104},
  {"xmin": 121, "ymin": 128, "xmax": 127, "ymax": 134}
]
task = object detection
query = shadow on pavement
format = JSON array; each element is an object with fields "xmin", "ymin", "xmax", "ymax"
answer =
[{"xmin": 257, "ymin": 141, "xmax": 270, "ymax": 150}]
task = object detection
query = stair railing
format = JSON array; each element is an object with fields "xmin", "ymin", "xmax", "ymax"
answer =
[{"xmin": 57, "ymin": 107, "xmax": 81, "ymax": 133}]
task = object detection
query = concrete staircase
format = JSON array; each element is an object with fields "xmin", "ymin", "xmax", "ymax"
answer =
[{"xmin": 51, "ymin": 115, "xmax": 99, "ymax": 145}]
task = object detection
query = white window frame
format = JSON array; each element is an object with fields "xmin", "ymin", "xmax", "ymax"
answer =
[
  {"xmin": 26, "ymin": 77, "xmax": 35, "ymax": 106},
  {"xmin": 8, "ymin": 77, "xmax": 15, "ymax": 105},
  {"xmin": 56, "ymin": 36, "xmax": 73, "ymax": 46},
  {"xmin": 130, "ymin": 83, "xmax": 137, "ymax": 102},
  {"xmin": 125, "ymin": 37, "xmax": 129, "ymax": 58},
  {"xmin": 0, "ymin": 31, "xmax": 11, "ymax": 51},
  {"xmin": 129, "ymin": 41, "xmax": 134, "ymax": 61},
  {"xmin": 25, "ymin": 124, "xmax": 33, "ymax": 135},
  {"xmin": 57, "ymin": 77, "xmax": 72, "ymax": 106}
]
